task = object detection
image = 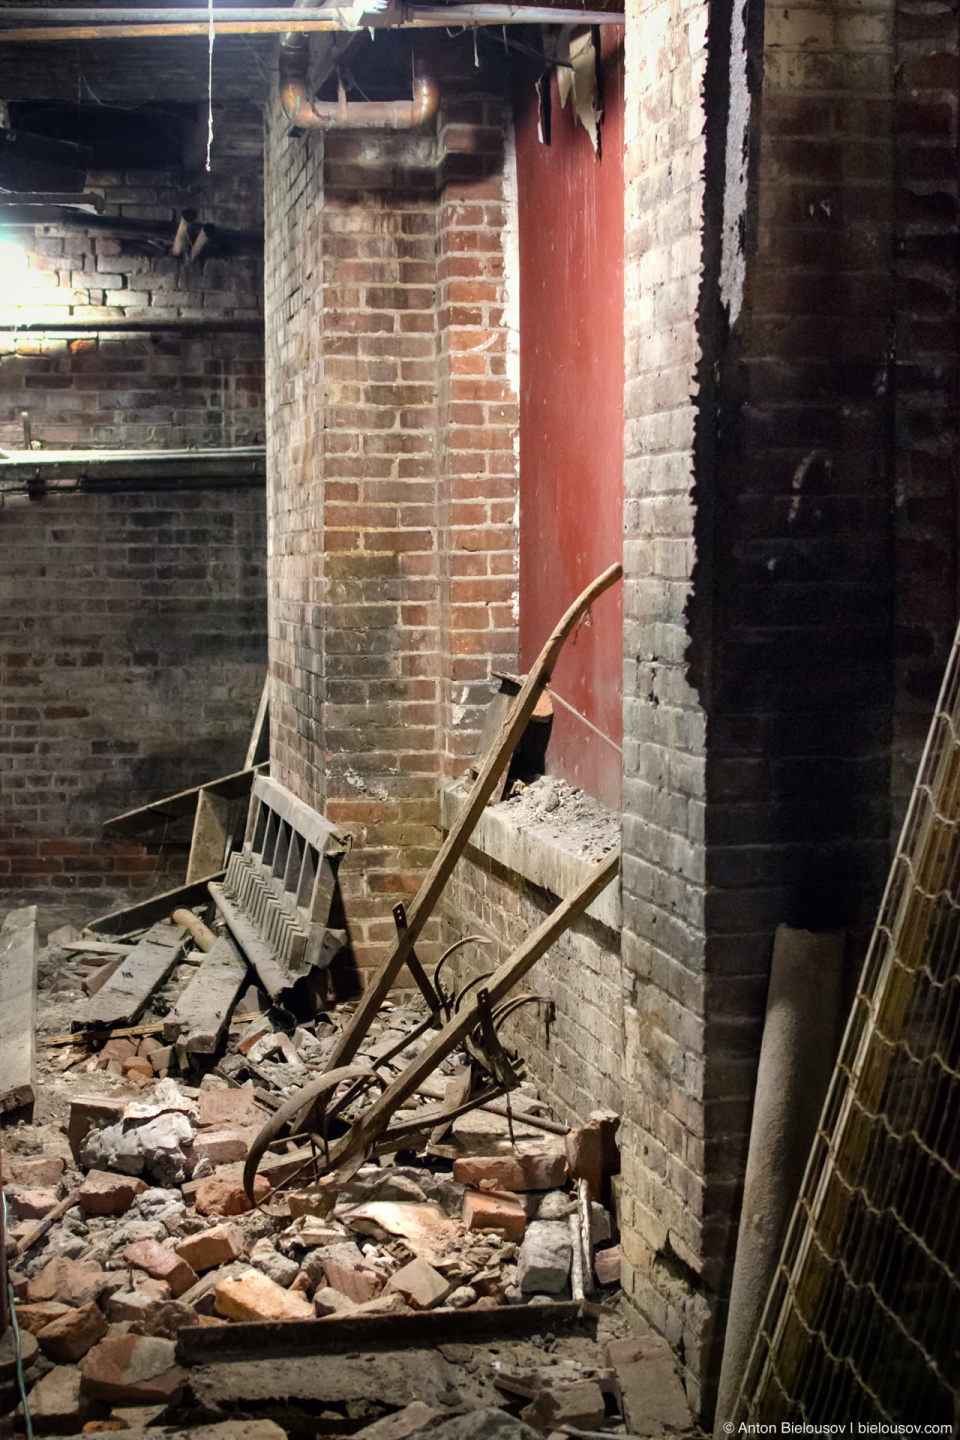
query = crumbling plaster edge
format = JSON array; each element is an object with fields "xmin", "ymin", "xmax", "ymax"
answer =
[{"xmin": 439, "ymin": 782, "xmax": 623, "ymax": 933}]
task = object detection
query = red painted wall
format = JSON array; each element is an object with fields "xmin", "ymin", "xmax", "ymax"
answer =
[{"xmin": 516, "ymin": 30, "xmax": 625, "ymax": 809}]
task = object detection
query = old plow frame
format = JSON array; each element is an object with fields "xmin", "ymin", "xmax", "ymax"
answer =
[{"xmin": 244, "ymin": 563, "xmax": 622, "ymax": 1202}]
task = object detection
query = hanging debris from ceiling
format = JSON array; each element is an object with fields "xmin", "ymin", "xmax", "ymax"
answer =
[{"xmin": 546, "ymin": 24, "xmax": 602, "ymax": 154}]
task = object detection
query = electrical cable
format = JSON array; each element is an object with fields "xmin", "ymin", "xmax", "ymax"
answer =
[{"xmin": 1, "ymin": 1194, "xmax": 33, "ymax": 1440}]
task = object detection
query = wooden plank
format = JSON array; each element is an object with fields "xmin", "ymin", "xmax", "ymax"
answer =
[
  {"xmin": 78, "ymin": 922, "xmax": 189, "ymax": 1030},
  {"xmin": 187, "ymin": 788, "xmax": 233, "ymax": 883},
  {"xmin": 0, "ymin": 907, "xmax": 38, "ymax": 1115},
  {"xmin": 47, "ymin": 1011, "xmax": 261, "ymax": 1047},
  {"xmin": 244, "ymin": 676, "xmax": 270, "ymax": 770},
  {"xmin": 87, "ymin": 874, "xmax": 225, "ymax": 936},
  {"xmin": 175, "ymin": 1302, "xmax": 593, "ymax": 1367},
  {"xmin": 103, "ymin": 764, "xmax": 264, "ymax": 838},
  {"xmin": 164, "ymin": 934, "xmax": 249, "ymax": 1054}
]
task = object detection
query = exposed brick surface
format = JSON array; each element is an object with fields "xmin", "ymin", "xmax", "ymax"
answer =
[
  {"xmin": 0, "ymin": 488, "xmax": 267, "ymax": 928},
  {"xmin": 619, "ymin": 0, "xmax": 713, "ymax": 1408},
  {"xmin": 442, "ymin": 845, "xmax": 622, "ymax": 1125},
  {"xmin": 264, "ymin": 35, "xmax": 517, "ymax": 975},
  {"xmin": 891, "ymin": 0, "xmax": 960, "ymax": 820}
]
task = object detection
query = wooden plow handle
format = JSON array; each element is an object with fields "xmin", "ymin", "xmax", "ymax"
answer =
[{"xmin": 329, "ymin": 561, "xmax": 623, "ymax": 1071}]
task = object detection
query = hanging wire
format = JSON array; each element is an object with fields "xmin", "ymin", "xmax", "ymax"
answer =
[
  {"xmin": 205, "ymin": 0, "xmax": 215, "ymax": 170},
  {"xmin": 2, "ymin": 1194, "xmax": 33, "ymax": 1440}
]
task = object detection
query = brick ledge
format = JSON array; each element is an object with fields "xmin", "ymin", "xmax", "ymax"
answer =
[{"xmin": 439, "ymin": 781, "xmax": 622, "ymax": 933}]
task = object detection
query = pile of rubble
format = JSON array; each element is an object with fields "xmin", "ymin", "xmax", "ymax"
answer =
[{"xmin": 0, "ymin": 922, "xmax": 697, "ymax": 1440}]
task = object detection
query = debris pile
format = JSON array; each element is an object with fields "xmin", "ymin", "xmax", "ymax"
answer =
[{"xmin": 0, "ymin": 921, "xmax": 696, "ymax": 1440}]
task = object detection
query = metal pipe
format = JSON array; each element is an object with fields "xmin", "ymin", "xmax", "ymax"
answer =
[
  {"xmin": 0, "ymin": 6, "xmax": 623, "ymax": 38},
  {"xmin": 279, "ymin": 34, "xmax": 438, "ymax": 129},
  {"xmin": 0, "ymin": 317, "xmax": 263, "ymax": 332},
  {"xmin": 0, "ymin": 4, "xmax": 621, "ymax": 17}
]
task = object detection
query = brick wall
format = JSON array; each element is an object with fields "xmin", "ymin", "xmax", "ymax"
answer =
[
  {"xmin": 0, "ymin": 108, "xmax": 264, "ymax": 452},
  {"xmin": 0, "ymin": 485, "xmax": 267, "ymax": 932},
  {"xmin": 891, "ymin": 0, "xmax": 960, "ymax": 820},
  {"xmin": 442, "ymin": 846, "xmax": 623, "ymax": 1126},
  {"xmin": 619, "ymin": 0, "xmax": 714, "ymax": 1406},
  {"xmin": 0, "ymin": 104, "xmax": 268, "ymax": 931},
  {"xmin": 264, "ymin": 35, "xmax": 518, "ymax": 978}
]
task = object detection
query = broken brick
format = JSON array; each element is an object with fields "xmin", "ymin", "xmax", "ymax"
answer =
[
  {"xmin": 36, "ymin": 1301, "xmax": 108, "ymax": 1363},
  {"xmin": 384, "ymin": 1258, "xmax": 452, "ymax": 1310},
  {"xmin": 452, "ymin": 1152, "xmax": 567, "ymax": 1192},
  {"xmin": 6, "ymin": 1187, "xmax": 61, "ymax": 1220},
  {"xmin": 78, "ymin": 1170, "xmax": 148, "ymax": 1218},
  {"xmin": 214, "ymin": 1269, "xmax": 315, "ymax": 1323},
  {"xmin": 0, "ymin": 1152, "xmax": 66, "ymax": 1187},
  {"xmin": 194, "ymin": 1172, "xmax": 270, "ymax": 1216},
  {"xmin": 28, "ymin": 1258, "xmax": 105, "ymax": 1307},
  {"xmin": 25, "ymin": 1364, "xmax": 91, "ymax": 1433},
  {"xmin": 565, "ymin": 1111, "xmax": 620, "ymax": 1204},
  {"xmin": 175, "ymin": 1222, "xmax": 245, "ymax": 1272},
  {"xmin": 196, "ymin": 1088, "xmax": 263, "ymax": 1130},
  {"xmin": 189, "ymin": 1129, "xmax": 255, "ymax": 1167},
  {"xmin": 79, "ymin": 1335, "xmax": 185, "ymax": 1406},
  {"xmin": 67, "ymin": 1096, "xmax": 126, "ymax": 1164},
  {"xmin": 123, "ymin": 1241, "xmax": 198, "ymax": 1299},
  {"xmin": 462, "ymin": 1190, "xmax": 527, "ymax": 1240},
  {"xmin": 101, "ymin": 1038, "xmax": 137, "ymax": 1062},
  {"xmin": 594, "ymin": 1244, "xmax": 622, "ymax": 1287},
  {"xmin": 521, "ymin": 1380, "xmax": 606, "ymax": 1431},
  {"xmin": 15, "ymin": 1301, "xmax": 73, "ymax": 1335}
]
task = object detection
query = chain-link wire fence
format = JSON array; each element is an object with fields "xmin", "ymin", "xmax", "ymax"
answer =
[{"xmin": 734, "ymin": 626, "xmax": 960, "ymax": 1425}]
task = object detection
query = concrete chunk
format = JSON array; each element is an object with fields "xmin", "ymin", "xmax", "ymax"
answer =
[
  {"xmin": 605, "ymin": 1336, "xmax": 694, "ymax": 1436},
  {"xmin": 0, "ymin": 906, "xmax": 38, "ymax": 1116},
  {"xmin": 516, "ymin": 1220, "xmax": 572, "ymax": 1294}
]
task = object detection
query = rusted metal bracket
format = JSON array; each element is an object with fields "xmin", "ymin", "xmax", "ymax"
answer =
[{"xmin": 392, "ymin": 902, "xmax": 441, "ymax": 1013}]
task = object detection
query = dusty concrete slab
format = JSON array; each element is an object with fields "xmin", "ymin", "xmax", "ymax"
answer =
[
  {"xmin": 186, "ymin": 1348, "xmax": 466, "ymax": 1413},
  {"xmin": 0, "ymin": 905, "xmax": 38, "ymax": 1115}
]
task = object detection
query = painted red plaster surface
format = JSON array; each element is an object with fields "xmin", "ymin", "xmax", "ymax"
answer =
[{"xmin": 516, "ymin": 31, "xmax": 625, "ymax": 808}]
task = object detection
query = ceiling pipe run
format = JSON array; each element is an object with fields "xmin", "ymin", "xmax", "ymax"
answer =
[{"xmin": 0, "ymin": 6, "xmax": 624, "ymax": 39}]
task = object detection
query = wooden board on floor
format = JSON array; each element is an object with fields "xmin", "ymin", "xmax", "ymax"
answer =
[
  {"xmin": 0, "ymin": 906, "xmax": 38, "ymax": 1115},
  {"xmin": 164, "ymin": 933, "xmax": 249, "ymax": 1055},
  {"xmin": 86, "ymin": 874, "xmax": 225, "ymax": 936},
  {"xmin": 78, "ymin": 921, "xmax": 189, "ymax": 1030}
]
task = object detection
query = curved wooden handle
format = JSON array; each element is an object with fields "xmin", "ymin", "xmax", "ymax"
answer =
[{"xmin": 329, "ymin": 562, "xmax": 624, "ymax": 1070}]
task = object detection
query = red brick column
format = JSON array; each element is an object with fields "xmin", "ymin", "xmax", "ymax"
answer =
[{"xmin": 436, "ymin": 53, "xmax": 520, "ymax": 779}]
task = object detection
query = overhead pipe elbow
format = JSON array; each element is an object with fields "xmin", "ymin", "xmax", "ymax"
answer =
[{"xmin": 279, "ymin": 30, "xmax": 439, "ymax": 130}]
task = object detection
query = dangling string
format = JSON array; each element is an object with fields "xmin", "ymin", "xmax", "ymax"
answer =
[{"xmin": 206, "ymin": 0, "xmax": 215, "ymax": 171}]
